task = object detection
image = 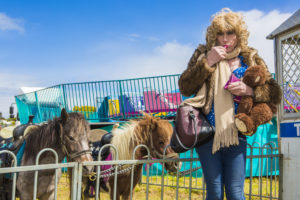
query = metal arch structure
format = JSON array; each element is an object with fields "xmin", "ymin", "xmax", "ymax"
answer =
[{"xmin": 267, "ymin": 8, "xmax": 300, "ymax": 200}]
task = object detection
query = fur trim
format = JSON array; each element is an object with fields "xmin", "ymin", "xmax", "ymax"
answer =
[
  {"xmin": 200, "ymin": 56, "xmax": 216, "ymax": 73},
  {"xmin": 203, "ymin": 73, "xmax": 215, "ymax": 115},
  {"xmin": 179, "ymin": 45, "xmax": 215, "ymax": 97}
]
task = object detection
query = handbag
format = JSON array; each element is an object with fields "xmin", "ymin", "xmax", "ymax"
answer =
[{"xmin": 170, "ymin": 104, "xmax": 215, "ymax": 153}]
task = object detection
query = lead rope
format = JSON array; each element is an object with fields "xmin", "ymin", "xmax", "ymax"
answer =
[{"xmin": 87, "ymin": 164, "xmax": 133, "ymax": 181}]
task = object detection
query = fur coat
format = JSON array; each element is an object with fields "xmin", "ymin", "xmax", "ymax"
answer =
[{"xmin": 178, "ymin": 44, "xmax": 282, "ymax": 115}]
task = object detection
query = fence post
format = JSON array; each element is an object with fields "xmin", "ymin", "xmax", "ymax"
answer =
[
  {"xmin": 279, "ymin": 154, "xmax": 283, "ymax": 200},
  {"xmin": 34, "ymin": 91, "xmax": 43, "ymax": 122},
  {"xmin": 61, "ymin": 84, "xmax": 68, "ymax": 111},
  {"xmin": 118, "ymin": 80, "xmax": 126, "ymax": 119}
]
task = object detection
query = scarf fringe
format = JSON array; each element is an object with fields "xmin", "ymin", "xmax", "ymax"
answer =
[{"xmin": 212, "ymin": 124, "xmax": 239, "ymax": 154}]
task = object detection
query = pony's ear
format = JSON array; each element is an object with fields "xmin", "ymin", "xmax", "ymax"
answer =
[
  {"xmin": 61, "ymin": 108, "xmax": 68, "ymax": 125},
  {"xmin": 140, "ymin": 111, "xmax": 152, "ymax": 120},
  {"xmin": 142, "ymin": 112, "xmax": 158, "ymax": 130},
  {"xmin": 139, "ymin": 111, "xmax": 157, "ymax": 130},
  {"xmin": 151, "ymin": 119, "xmax": 157, "ymax": 131}
]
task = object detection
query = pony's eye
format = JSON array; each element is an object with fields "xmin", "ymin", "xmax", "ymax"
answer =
[{"xmin": 68, "ymin": 135, "xmax": 75, "ymax": 141}]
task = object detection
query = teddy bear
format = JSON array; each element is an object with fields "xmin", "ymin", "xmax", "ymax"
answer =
[{"xmin": 234, "ymin": 65, "xmax": 278, "ymax": 136}]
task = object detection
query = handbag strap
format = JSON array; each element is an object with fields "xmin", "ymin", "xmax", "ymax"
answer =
[{"xmin": 175, "ymin": 110, "xmax": 198, "ymax": 150}]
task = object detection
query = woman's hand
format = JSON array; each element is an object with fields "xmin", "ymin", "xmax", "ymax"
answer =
[
  {"xmin": 227, "ymin": 81, "xmax": 254, "ymax": 96},
  {"xmin": 206, "ymin": 46, "xmax": 227, "ymax": 67}
]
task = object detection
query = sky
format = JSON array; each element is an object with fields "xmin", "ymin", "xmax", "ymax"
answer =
[{"xmin": 0, "ymin": 0, "xmax": 298, "ymax": 118}]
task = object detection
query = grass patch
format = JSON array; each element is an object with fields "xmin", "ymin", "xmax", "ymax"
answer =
[{"xmin": 53, "ymin": 173, "xmax": 278, "ymax": 199}]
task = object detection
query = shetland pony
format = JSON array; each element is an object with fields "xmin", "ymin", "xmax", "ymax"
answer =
[
  {"xmin": 15, "ymin": 109, "xmax": 93, "ymax": 200},
  {"xmin": 85, "ymin": 113, "xmax": 180, "ymax": 200}
]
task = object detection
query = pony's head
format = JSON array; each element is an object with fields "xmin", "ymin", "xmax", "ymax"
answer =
[
  {"xmin": 139, "ymin": 113, "xmax": 181, "ymax": 173},
  {"xmin": 59, "ymin": 109, "xmax": 93, "ymax": 173}
]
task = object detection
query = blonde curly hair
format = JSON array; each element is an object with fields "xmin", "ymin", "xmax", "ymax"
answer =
[{"xmin": 206, "ymin": 8, "xmax": 249, "ymax": 52}]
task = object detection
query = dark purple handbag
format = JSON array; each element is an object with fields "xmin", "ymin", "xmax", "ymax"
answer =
[{"xmin": 170, "ymin": 105, "xmax": 215, "ymax": 153}]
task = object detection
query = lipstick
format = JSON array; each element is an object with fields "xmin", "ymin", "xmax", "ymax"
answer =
[{"xmin": 223, "ymin": 45, "xmax": 229, "ymax": 49}]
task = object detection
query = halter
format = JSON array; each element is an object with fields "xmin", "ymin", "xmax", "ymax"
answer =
[{"xmin": 59, "ymin": 124, "xmax": 91, "ymax": 160}]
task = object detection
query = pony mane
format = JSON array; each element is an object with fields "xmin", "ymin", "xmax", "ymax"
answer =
[
  {"xmin": 23, "ymin": 117, "xmax": 61, "ymax": 161},
  {"xmin": 110, "ymin": 120, "xmax": 151, "ymax": 160}
]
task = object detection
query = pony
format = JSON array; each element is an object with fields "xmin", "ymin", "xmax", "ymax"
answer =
[
  {"xmin": 14, "ymin": 109, "xmax": 93, "ymax": 200},
  {"xmin": 84, "ymin": 113, "xmax": 180, "ymax": 200}
]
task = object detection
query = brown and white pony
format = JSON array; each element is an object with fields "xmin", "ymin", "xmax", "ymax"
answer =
[
  {"xmin": 16, "ymin": 109, "xmax": 93, "ymax": 200},
  {"xmin": 86, "ymin": 113, "xmax": 180, "ymax": 200}
]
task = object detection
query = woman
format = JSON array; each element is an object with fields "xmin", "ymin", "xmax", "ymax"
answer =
[{"xmin": 178, "ymin": 8, "xmax": 281, "ymax": 200}]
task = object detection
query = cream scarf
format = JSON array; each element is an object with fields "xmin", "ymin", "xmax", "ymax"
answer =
[{"xmin": 181, "ymin": 47, "xmax": 241, "ymax": 154}]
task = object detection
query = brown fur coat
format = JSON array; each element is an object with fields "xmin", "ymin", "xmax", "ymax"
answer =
[{"xmin": 178, "ymin": 44, "xmax": 282, "ymax": 115}]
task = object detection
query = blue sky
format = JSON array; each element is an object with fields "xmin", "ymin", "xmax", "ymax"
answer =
[{"xmin": 0, "ymin": 0, "xmax": 298, "ymax": 117}]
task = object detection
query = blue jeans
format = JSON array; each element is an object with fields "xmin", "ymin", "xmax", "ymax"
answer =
[{"xmin": 196, "ymin": 137, "xmax": 247, "ymax": 200}]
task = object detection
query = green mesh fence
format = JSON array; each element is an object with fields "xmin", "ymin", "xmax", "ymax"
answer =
[{"xmin": 15, "ymin": 74, "xmax": 182, "ymax": 124}]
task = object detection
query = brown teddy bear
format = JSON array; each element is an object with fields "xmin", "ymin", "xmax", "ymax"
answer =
[{"xmin": 234, "ymin": 65, "xmax": 278, "ymax": 136}]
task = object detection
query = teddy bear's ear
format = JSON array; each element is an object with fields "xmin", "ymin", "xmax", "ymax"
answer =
[{"xmin": 255, "ymin": 76, "xmax": 261, "ymax": 83}]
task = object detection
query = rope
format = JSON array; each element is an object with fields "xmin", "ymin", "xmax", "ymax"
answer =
[
  {"xmin": 88, "ymin": 163, "xmax": 201, "ymax": 180},
  {"xmin": 176, "ymin": 166, "xmax": 202, "ymax": 177},
  {"xmin": 86, "ymin": 164, "xmax": 133, "ymax": 181}
]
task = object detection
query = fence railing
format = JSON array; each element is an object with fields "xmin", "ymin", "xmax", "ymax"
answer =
[
  {"xmin": 0, "ymin": 149, "xmax": 78, "ymax": 200},
  {"xmin": 1, "ymin": 142, "xmax": 281, "ymax": 200},
  {"xmin": 141, "ymin": 142, "xmax": 281, "ymax": 200}
]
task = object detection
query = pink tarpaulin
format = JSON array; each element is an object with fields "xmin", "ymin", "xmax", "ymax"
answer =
[{"xmin": 143, "ymin": 91, "xmax": 182, "ymax": 113}]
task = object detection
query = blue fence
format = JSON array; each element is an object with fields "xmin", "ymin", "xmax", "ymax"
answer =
[{"xmin": 15, "ymin": 75, "xmax": 181, "ymax": 124}]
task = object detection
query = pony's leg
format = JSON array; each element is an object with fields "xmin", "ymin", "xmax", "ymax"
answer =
[
  {"xmin": 2, "ymin": 178, "xmax": 13, "ymax": 200},
  {"xmin": 39, "ymin": 191, "xmax": 54, "ymax": 200},
  {"xmin": 18, "ymin": 192, "xmax": 32, "ymax": 200},
  {"xmin": 17, "ymin": 175, "xmax": 34, "ymax": 200},
  {"xmin": 121, "ymin": 191, "xmax": 132, "ymax": 200},
  {"xmin": 109, "ymin": 191, "xmax": 120, "ymax": 200},
  {"xmin": 82, "ymin": 177, "xmax": 92, "ymax": 200},
  {"xmin": 109, "ymin": 183, "xmax": 120, "ymax": 200}
]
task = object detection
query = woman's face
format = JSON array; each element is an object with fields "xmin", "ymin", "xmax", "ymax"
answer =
[{"xmin": 216, "ymin": 30, "xmax": 238, "ymax": 52}]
